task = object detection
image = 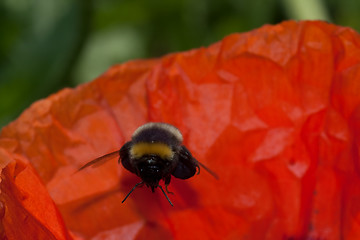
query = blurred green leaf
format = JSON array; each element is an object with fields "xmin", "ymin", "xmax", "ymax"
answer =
[
  {"xmin": 1, "ymin": 0, "xmax": 360, "ymax": 129},
  {"xmin": 329, "ymin": 0, "xmax": 360, "ymax": 31},
  {"xmin": 0, "ymin": 0, "xmax": 91, "ymax": 127},
  {"xmin": 281, "ymin": 0, "xmax": 330, "ymax": 21},
  {"xmin": 74, "ymin": 27, "xmax": 145, "ymax": 84}
]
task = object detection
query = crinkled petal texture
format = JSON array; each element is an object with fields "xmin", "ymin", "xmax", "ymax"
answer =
[{"xmin": 1, "ymin": 20, "xmax": 360, "ymax": 240}]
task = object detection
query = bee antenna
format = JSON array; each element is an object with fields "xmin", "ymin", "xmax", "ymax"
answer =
[
  {"xmin": 158, "ymin": 185, "xmax": 174, "ymax": 206},
  {"xmin": 122, "ymin": 181, "xmax": 143, "ymax": 204}
]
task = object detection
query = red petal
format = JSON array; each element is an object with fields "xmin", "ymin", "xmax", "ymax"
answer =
[{"xmin": 1, "ymin": 20, "xmax": 360, "ymax": 239}]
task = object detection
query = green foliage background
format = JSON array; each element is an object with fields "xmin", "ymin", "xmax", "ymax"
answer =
[{"xmin": 0, "ymin": 0, "xmax": 359, "ymax": 128}]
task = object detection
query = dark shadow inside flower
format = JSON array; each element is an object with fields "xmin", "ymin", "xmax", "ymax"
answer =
[
  {"xmin": 119, "ymin": 173, "xmax": 202, "ymax": 211},
  {"xmin": 135, "ymin": 221, "xmax": 173, "ymax": 239},
  {"xmin": 169, "ymin": 178, "xmax": 201, "ymax": 207},
  {"xmin": 68, "ymin": 171, "xmax": 202, "ymax": 217}
]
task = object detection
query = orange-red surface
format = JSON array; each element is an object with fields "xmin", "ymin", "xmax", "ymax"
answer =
[{"xmin": 1, "ymin": 20, "xmax": 360, "ymax": 239}]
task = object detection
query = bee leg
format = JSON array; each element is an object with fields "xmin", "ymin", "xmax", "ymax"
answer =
[
  {"xmin": 158, "ymin": 185, "xmax": 173, "ymax": 206},
  {"xmin": 165, "ymin": 185, "xmax": 173, "ymax": 195},
  {"xmin": 164, "ymin": 175, "xmax": 174, "ymax": 194},
  {"xmin": 122, "ymin": 181, "xmax": 143, "ymax": 204}
]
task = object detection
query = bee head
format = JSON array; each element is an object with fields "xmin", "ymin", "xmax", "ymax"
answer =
[{"xmin": 136, "ymin": 154, "xmax": 169, "ymax": 190}]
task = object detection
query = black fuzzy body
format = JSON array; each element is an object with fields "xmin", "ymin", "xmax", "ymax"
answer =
[{"xmin": 119, "ymin": 123, "xmax": 199, "ymax": 191}]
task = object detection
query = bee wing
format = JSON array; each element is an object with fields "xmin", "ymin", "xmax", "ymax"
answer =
[
  {"xmin": 119, "ymin": 141, "xmax": 136, "ymax": 174},
  {"xmin": 171, "ymin": 146, "xmax": 198, "ymax": 179},
  {"xmin": 172, "ymin": 146, "xmax": 219, "ymax": 180},
  {"xmin": 196, "ymin": 160, "xmax": 219, "ymax": 180},
  {"xmin": 77, "ymin": 150, "xmax": 120, "ymax": 172}
]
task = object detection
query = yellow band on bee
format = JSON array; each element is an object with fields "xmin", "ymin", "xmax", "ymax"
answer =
[{"xmin": 130, "ymin": 142, "xmax": 174, "ymax": 160}]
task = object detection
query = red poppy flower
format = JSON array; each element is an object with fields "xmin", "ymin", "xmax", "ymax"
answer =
[{"xmin": 1, "ymin": 20, "xmax": 360, "ymax": 240}]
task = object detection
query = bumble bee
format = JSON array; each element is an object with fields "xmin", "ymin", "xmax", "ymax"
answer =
[{"xmin": 78, "ymin": 122, "xmax": 218, "ymax": 206}]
